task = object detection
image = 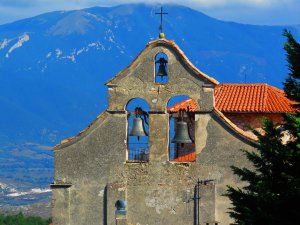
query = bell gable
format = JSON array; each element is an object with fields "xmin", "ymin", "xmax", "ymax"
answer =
[{"xmin": 106, "ymin": 38, "xmax": 219, "ymax": 113}]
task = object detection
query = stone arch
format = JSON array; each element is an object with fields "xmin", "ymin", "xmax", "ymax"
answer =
[
  {"xmin": 125, "ymin": 97, "xmax": 151, "ymax": 112},
  {"xmin": 126, "ymin": 98, "xmax": 150, "ymax": 162},
  {"xmin": 167, "ymin": 95, "xmax": 198, "ymax": 162}
]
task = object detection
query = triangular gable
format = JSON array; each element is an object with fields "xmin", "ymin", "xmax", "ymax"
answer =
[{"xmin": 105, "ymin": 38, "xmax": 219, "ymax": 86}]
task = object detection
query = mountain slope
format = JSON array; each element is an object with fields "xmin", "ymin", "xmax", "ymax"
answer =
[{"xmin": 0, "ymin": 4, "xmax": 299, "ymax": 145}]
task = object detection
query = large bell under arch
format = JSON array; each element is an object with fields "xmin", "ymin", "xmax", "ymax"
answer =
[
  {"xmin": 126, "ymin": 98, "xmax": 150, "ymax": 162},
  {"xmin": 172, "ymin": 120, "xmax": 192, "ymax": 144},
  {"xmin": 167, "ymin": 95, "xmax": 197, "ymax": 162},
  {"xmin": 130, "ymin": 117, "xmax": 147, "ymax": 137}
]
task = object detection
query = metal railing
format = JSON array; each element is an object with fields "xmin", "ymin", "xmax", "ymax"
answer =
[{"xmin": 127, "ymin": 143, "xmax": 148, "ymax": 162}]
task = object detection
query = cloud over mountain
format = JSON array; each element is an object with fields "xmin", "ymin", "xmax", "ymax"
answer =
[{"xmin": 0, "ymin": 0, "xmax": 299, "ymax": 25}]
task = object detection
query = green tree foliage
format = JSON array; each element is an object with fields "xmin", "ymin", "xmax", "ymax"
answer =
[
  {"xmin": 0, "ymin": 213, "xmax": 51, "ymax": 225},
  {"xmin": 226, "ymin": 118, "xmax": 300, "ymax": 225},
  {"xmin": 283, "ymin": 29, "xmax": 300, "ymax": 102},
  {"xmin": 225, "ymin": 31, "xmax": 300, "ymax": 225}
]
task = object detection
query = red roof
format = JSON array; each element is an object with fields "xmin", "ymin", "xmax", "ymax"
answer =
[
  {"xmin": 169, "ymin": 84, "xmax": 297, "ymax": 113},
  {"xmin": 174, "ymin": 152, "xmax": 195, "ymax": 162},
  {"xmin": 215, "ymin": 84, "xmax": 296, "ymax": 113},
  {"xmin": 168, "ymin": 98, "xmax": 199, "ymax": 113}
]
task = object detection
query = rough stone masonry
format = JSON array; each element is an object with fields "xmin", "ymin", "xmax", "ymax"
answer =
[{"xmin": 51, "ymin": 38, "xmax": 256, "ymax": 225}]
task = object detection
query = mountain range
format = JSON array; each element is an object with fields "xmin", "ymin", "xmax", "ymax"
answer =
[{"xmin": 0, "ymin": 3, "xmax": 299, "ymax": 209}]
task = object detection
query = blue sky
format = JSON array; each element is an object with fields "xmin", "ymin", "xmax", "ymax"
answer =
[{"xmin": 0, "ymin": 0, "xmax": 299, "ymax": 25}]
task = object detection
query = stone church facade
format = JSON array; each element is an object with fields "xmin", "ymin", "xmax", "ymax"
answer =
[{"xmin": 51, "ymin": 38, "xmax": 256, "ymax": 225}]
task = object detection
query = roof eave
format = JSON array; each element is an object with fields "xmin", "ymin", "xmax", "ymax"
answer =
[{"xmin": 214, "ymin": 108, "xmax": 259, "ymax": 144}]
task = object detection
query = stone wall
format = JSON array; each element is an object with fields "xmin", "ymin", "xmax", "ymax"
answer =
[
  {"xmin": 224, "ymin": 113, "xmax": 284, "ymax": 130},
  {"xmin": 52, "ymin": 40, "xmax": 256, "ymax": 225},
  {"xmin": 52, "ymin": 111, "xmax": 255, "ymax": 225}
]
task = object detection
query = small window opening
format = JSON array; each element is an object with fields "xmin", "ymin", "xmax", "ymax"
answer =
[
  {"xmin": 126, "ymin": 98, "xmax": 149, "ymax": 162},
  {"xmin": 167, "ymin": 96, "xmax": 196, "ymax": 162},
  {"xmin": 155, "ymin": 52, "xmax": 168, "ymax": 84}
]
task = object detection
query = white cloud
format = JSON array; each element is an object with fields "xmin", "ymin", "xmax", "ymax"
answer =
[
  {"xmin": 0, "ymin": 0, "xmax": 298, "ymax": 25},
  {"xmin": 59, "ymin": 0, "xmax": 293, "ymax": 8}
]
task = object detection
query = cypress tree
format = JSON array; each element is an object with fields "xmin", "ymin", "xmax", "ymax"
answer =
[
  {"xmin": 283, "ymin": 29, "xmax": 300, "ymax": 103},
  {"xmin": 225, "ymin": 31, "xmax": 300, "ymax": 225}
]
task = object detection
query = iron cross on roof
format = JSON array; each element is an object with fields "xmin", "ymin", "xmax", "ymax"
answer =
[{"xmin": 155, "ymin": 7, "xmax": 168, "ymax": 33}]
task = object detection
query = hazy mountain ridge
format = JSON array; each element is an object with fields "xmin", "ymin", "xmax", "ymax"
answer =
[{"xmin": 0, "ymin": 3, "xmax": 299, "ymax": 208}]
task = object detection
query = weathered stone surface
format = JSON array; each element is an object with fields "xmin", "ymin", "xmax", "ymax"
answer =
[{"xmin": 52, "ymin": 39, "xmax": 255, "ymax": 225}]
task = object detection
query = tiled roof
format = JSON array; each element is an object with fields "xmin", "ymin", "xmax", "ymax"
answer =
[
  {"xmin": 168, "ymin": 98, "xmax": 199, "ymax": 113},
  {"xmin": 169, "ymin": 84, "xmax": 297, "ymax": 113},
  {"xmin": 174, "ymin": 152, "xmax": 195, "ymax": 162},
  {"xmin": 168, "ymin": 83, "xmax": 296, "ymax": 144},
  {"xmin": 215, "ymin": 84, "xmax": 297, "ymax": 113}
]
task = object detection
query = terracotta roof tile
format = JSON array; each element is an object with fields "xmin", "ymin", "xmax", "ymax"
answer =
[
  {"xmin": 168, "ymin": 98, "xmax": 199, "ymax": 113},
  {"xmin": 167, "ymin": 83, "xmax": 296, "ymax": 143},
  {"xmin": 174, "ymin": 152, "xmax": 196, "ymax": 162},
  {"xmin": 168, "ymin": 84, "xmax": 297, "ymax": 113},
  {"xmin": 215, "ymin": 84, "xmax": 297, "ymax": 113}
]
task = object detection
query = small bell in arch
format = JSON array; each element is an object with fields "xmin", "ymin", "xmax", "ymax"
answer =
[{"xmin": 156, "ymin": 57, "xmax": 168, "ymax": 78}]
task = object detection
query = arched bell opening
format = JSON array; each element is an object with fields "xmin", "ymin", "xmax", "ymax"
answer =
[
  {"xmin": 155, "ymin": 52, "xmax": 168, "ymax": 84},
  {"xmin": 167, "ymin": 96, "xmax": 197, "ymax": 162},
  {"xmin": 126, "ymin": 98, "xmax": 150, "ymax": 162}
]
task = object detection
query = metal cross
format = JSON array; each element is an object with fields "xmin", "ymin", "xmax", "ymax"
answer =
[{"xmin": 155, "ymin": 7, "xmax": 168, "ymax": 33}]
